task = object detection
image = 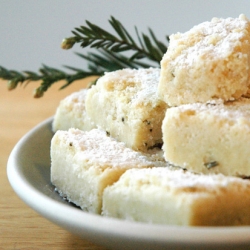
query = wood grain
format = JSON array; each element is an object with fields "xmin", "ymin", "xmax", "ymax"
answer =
[{"xmin": 0, "ymin": 79, "xmax": 107, "ymax": 250}]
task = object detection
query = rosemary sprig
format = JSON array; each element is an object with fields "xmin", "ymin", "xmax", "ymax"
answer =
[
  {"xmin": 62, "ymin": 16, "xmax": 168, "ymax": 63},
  {"xmin": 0, "ymin": 64, "xmax": 99, "ymax": 98},
  {"xmin": 1, "ymin": 16, "xmax": 169, "ymax": 97}
]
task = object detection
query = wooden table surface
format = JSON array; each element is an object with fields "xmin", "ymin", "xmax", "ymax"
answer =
[{"xmin": 0, "ymin": 78, "xmax": 107, "ymax": 250}]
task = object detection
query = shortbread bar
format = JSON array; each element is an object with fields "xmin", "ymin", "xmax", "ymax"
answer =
[
  {"xmin": 158, "ymin": 14, "xmax": 250, "ymax": 106},
  {"xmin": 52, "ymin": 89, "xmax": 95, "ymax": 132},
  {"xmin": 102, "ymin": 167, "xmax": 250, "ymax": 226},
  {"xmin": 50, "ymin": 128, "xmax": 166, "ymax": 214},
  {"xmin": 85, "ymin": 68, "xmax": 168, "ymax": 152},
  {"xmin": 162, "ymin": 98, "xmax": 250, "ymax": 176}
]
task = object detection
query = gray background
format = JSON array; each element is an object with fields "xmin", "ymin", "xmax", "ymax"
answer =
[{"xmin": 1, "ymin": 0, "xmax": 250, "ymax": 72}]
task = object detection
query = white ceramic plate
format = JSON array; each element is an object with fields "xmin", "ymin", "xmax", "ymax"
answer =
[{"xmin": 7, "ymin": 118, "xmax": 250, "ymax": 250}]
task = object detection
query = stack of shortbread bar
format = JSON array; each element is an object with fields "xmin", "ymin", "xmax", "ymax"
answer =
[{"xmin": 50, "ymin": 14, "xmax": 250, "ymax": 226}]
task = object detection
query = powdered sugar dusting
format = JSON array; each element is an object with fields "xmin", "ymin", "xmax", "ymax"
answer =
[
  {"xmin": 176, "ymin": 97, "xmax": 250, "ymax": 122},
  {"xmin": 60, "ymin": 89, "xmax": 88, "ymax": 112},
  {"xmin": 119, "ymin": 167, "xmax": 250, "ymax": 192},
  {"xmin": 100, "ymin": 68, "xmax": 161, "ymax": 105},
  {"xmin": 58, "ymin": 128, "xmax": 161, "ymax": 169},
  {"xmin": 169, "ymin": 15, "xmax": 250, "ymax": 67}
]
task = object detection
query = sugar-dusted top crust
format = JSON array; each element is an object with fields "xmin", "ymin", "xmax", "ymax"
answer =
[
  {"xmin": 169, "ymin": 14, "xmax": 250, "ymax": 67},
  {"xmin": 174, "ymin": 98, "xmax": 250, "ymax": 125},
  {"xmin": 52, "ymin": 89, "xmax": 95, "ymax": 132},
  {"xmin": 159, "ymin": 14, "xmax": 250, "ymax": 105},
  {"xmin": 54, "ymin": 128, "xmax": 166, "ymax": 169},
  {"xmin": 97, "ymin": 67, "xmax": 161, "ymax": 106},
  {"xmin": 58, "ymin": 89, "xmax": 88, "ymax": 112},
  {"xmin": 115, "ymin": 167, "xmax": 250, "ymax": 194}
]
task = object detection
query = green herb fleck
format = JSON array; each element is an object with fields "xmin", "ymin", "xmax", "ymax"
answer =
[{"xmin": 204, "ymin": 161, "xmax": 218, "ymax": 169}]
